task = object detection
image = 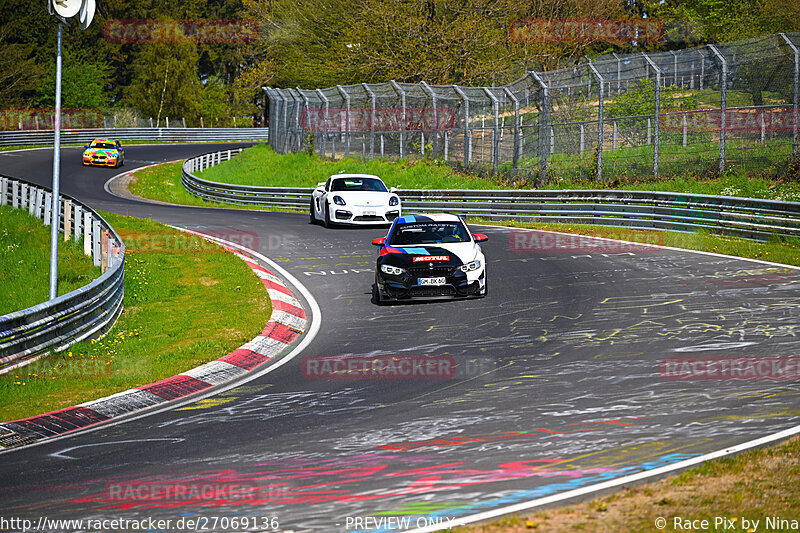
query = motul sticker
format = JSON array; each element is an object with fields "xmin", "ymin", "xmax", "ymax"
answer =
[{"xmin": 413, "ymin": 255, "xmax": 449, "ymax": 262}]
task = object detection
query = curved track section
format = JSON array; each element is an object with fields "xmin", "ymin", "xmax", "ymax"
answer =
[{"xmin": 1, "ymin": 145, "xmax": 799, "ymax": 532}]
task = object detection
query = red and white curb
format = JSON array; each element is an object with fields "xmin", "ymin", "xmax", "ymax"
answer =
[{"xmin": 0, "ymin": 232, "xmax": 307, "ymax": 449}]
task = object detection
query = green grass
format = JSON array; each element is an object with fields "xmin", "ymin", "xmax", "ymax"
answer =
[
  {"xmin": 0, "ymin": 205, "xmax": 101, "ymax": 316},
  {"xmin": 455, "ymin": 435, "xmax": 800, "ymax": 532},
  {"xmin": 198, "ymin": 143, "xmax": 501, "ymax": 190},
  {"xmin": 472, "ymin": 218, "xmax": 800, "ymax": 267},
  {"xmin": 191, "ymin": 144, "xmax": 800, "ymax": 202},
  {"xmin": 0, "ymin": 214, "xmax": 271, "ymax": 421}
]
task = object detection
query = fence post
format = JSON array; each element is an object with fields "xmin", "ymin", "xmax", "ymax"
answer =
[
  {"xmin": 669, "ymin": 50, "xmax": 679, "ymax": 86},
  {"xmin": 291, "ymin": 89, "xmax": 304, "ymax": 152},
  {"xmin": 709, "ymin": 45, "xmax": 727, "ymax": 173},
  {"xmin": 528, "ymin": 70, "xmax": 548, "ymax": 180},
  {"xmin": 389, "ymin": 80, "xmax": 407, "ymax": 160},
  {"xmin": 643, "ymin": 53, "xmax": 662, "ymax": 178},
  {"xmin": 588, "ymin": 62, "xmax": 605, "ymax": 181},
  {"xmin": 698, "ymin": 49, "xmax": 705, "ymax": 90},
  {"xmin": 362, "ymin": 83, "xmax": 376, "ymax": 159},
  {"xmin": 297, "ymin": 87, "xmax": 311, "ymax": 153},
  {"xmin": 316, "ymin": 89, "xmax": 330, "ymax": 158},
  {"xmin": 781, "ymin": 33, "xmax": 799, "ymax": 158},
  {"xmin": 482, "ymin": 87, "xmax": 500, "ymax": 174},
  {"xmin": 420, "ymin": 81, "xmax": 439, "ymax": 159},
  {"xmin": 503, "ymin": 87, "xmax": 520, "ymax": 169},
  {"xmin": 612, "ymin": 52, "xmax": 622, "ymax": 94},
  {"xmin": 336, "ymin": 85, "xmax": 351, "ymax": 157},
  {"xmin": 453, "ymin": 85, "xmax": 471, "ymax": 166}
]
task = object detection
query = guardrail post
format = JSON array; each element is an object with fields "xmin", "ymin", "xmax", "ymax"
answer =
[
  {"xmin": 528, "ymin": 70, "xmax": 548, "ymax": 181},
  {"xmin": 482, "ymin": 87, "xmax": 500, "ymax": 174},
  {"xmin": 362, "ymin": 83, "xmax": 376, "ymax": 159},
  {"xmin": 44, "ymin": 191, "xmax": 51, "ymax": 224},
  {"xmin": 316, "ymin": 89, "xmax": 330, "ymax": 158},
  {"xmin": 74, "ymin": 204, "xmax": 82, "ymax": 241},
  {"xmin": 709, "ymin": 44, "xmax": 728, "ymax": 173},
  {"xmin": 390, "ymin": 80, "xmax": 407, "ymax": 160},
  {"xmin": 0, "ymin": 177, "xmax": 7, "ymax": 206},
  {"xmin": 452, "ymin": 85, "xmax": 471, "ymax": 166},
  {"xmin": 11, "ymin": 180, "xmax": 18, "ymax": 208},
  {"xmin": 83, "ymin": 211, "xmax": 92, "ymax": 256},
  {"xmin": 336, "ymin": 85, "xmax": 351, "ymax": 157},
  {"xmin": 781, "ymin": 33, "xmax": 799, "ymax": 158},
  {"xmin": 92, "ymin": 219, "xmax": 101, "ymax": 266},
  {"xmin": 420, "ymin": 81, "xmax": 439, "ymax": 159},
  {"xmin": 503, "ymin": 87, "xmax": 520, "ymax": 169},
  {"xmin": 643, "ymin": 53, "xmax": 662, "ymax": 178},
  {"xmin": 587, "ymin": 62, "xmax": 605, "ymax": 181},
  {"xmin": 35, "ymin": 189, "xmax": 44, "ymax": 219},
  {"xmin": 101, "ymin": 229, "xmax": 109, "ymax": 273},
  {"xmin": 64, "ymin": 199, "xmax": 71, "ymax": 240}
]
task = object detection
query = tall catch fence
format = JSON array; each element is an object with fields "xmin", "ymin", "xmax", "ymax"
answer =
[{"xmin": 265, "ymin": 33, "xmax": 800, "ymax": 183}]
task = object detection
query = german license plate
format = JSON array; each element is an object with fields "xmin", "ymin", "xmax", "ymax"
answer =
[{"xmin": 418, "ymin": 277, "xmax": 446, "ymax": 286}]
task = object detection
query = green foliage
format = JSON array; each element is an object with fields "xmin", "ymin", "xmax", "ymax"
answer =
[
  {"xmin": 124, "ymin": 43, "xmax": 202, "ymax": 125},
  {"xmin": 34, "ymin": 49, "xmax": 112, "ymax": 109}
]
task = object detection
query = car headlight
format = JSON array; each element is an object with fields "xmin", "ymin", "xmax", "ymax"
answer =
[
  {"xmin": 380, "ymin": 264, "xmax": 406, "ymax": 276},
  {"xmin": 333, "ymin": 195, "xmax": 346, "ymax": 206},
  {"xmin": 389, "ymin": 195, "xmax": 400, "ymax": 206},
  {"xmin": 458, "ymin": 259, "xmax": 481, "ymax": 272}
]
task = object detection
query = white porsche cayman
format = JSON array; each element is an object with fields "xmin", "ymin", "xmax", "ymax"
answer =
[{"xmin": 310, "ymin": 174, "xmax": 401, "ymax": 227}]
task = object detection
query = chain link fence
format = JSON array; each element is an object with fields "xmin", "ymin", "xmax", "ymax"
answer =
[{"xmin": 265, "ymin": 32, "xmax": 800, "ymax": 183}]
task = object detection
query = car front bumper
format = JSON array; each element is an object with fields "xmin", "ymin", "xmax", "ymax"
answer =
[
  {"xmin": 376, "ymin": 268, "xmax": 485, "ymax": 300},
  {"xmin": 333, "ymin": 207, "xmax": 400, "ymax": 225}
]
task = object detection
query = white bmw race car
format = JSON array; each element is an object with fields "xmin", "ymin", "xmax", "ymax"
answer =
[
  {"xmin": 371, "ymin": 213, "xmax": 488, "ymax": 302},
  {"xmin": 310, "ymin": 174, "xmax": 401, "ymax": 227}
]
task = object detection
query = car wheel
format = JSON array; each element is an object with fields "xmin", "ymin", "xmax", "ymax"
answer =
[
  {"xmin": 309, "ymin": 200, "xmax": 316, "ymax": 224},
  {"xmin": 323, "ymin": 202, "xmax": 331, "ymax": 228},
  {"xmin": 372, "ymin": 284, "xmax": 386, "ymax": 306}
]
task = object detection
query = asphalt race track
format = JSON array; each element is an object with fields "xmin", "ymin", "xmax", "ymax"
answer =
[{"xmin": 1, "ymin": 144, "xmax": 799, "ymax": 532}]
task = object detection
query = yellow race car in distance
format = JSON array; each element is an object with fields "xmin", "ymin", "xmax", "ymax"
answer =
[{"xmin": 82, "ymin": 138, "xmax": 125, "ymax": 167}]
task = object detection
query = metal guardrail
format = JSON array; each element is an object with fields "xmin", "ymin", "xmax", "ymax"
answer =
[
  {"xmin": 183, "ymin": 149, "xmax": 800, "ymax": 242},
  {"xmin": 0, "ymin": 175, "xmax": 125, "ymax": 374},
  {"xmin": 0, "ymin": 127, "xmax": 269, "ymax": 147}
]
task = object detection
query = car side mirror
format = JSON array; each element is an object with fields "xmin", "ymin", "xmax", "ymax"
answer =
[
  {"xmin": 473, "ymin": 233, "xmax": 488, "ymax": 242},
  {"xmin": 84, "ymin": 145, "xmax": 89, "ymax": 149},
  {"xmin": 371, "ymin": 237, "xmax": 385, "ymax": 246}
]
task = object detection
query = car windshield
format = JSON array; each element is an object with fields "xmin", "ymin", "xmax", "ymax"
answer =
[
  {"xmin": 388, "ymin": 222, "xmax": 471, "ymax": 245},
  {"xmin": 91, "ymin": 142, "xmax": 117, "ymax": 150},
  {"xmin": 330, "ymin": 177, "xmax": 387, "ymax": 192}
]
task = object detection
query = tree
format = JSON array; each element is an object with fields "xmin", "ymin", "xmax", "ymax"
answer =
[
  {"xmin": 35, "ymin": 49, "xmax": 112, "ymax": 109},
  {"xmin": 125, "ymin": 42, "xmax": 203, "ymax": 125},
  {"xmin": 0, "ymin": 24, "xmax": 44, "ymax": 107}
]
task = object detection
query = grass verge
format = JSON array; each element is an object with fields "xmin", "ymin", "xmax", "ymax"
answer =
[
  {"xmin": 0, "ymin": 213, "xmax": 271, "ymax": 421},
  {"xmin": 454, "ymin": 435, "xmax": 800, "ymax": 532},
  {"xmin": 0, "ymin": 205, "xmax": 101, "ymax": 316},
  {"xmin": 197, "ymin": 144, "xmax": 800, "ymax": 202},
  {"xmin": 471, "ymin": 218, "xmax": 800, "ymax": 268}
]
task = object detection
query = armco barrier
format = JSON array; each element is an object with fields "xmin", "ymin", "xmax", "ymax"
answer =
[
  {"xmin": 0, "ymin": 175, "xmax": 125, "ymax": 374},
  {"xmin": 182, "ymin": 149, "xmax": 800, "ymax": 242},
  {"xmin": 0, "ymin": 127, "xmax": 269, "ymax": 147}
]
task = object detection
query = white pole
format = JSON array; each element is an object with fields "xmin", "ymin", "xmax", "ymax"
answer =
[{"xmin": 48, "ymin": 21, "xmax": 63, "ymax": 301}]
